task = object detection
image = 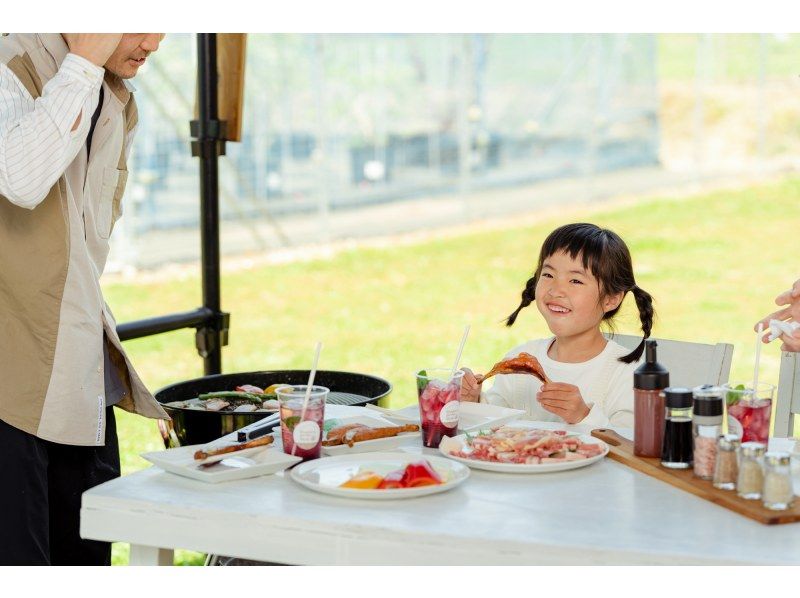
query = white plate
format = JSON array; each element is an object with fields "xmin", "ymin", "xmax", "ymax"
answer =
[
  {"xmin": 369, "ymin": 402, "xmax": 525, "ymax": 433},
  {"xmin": 321, "ymin": 414, "xmax": 420, "ymax": 456},
  {"xmin": 290, "ymin": 452, "xmax": 470, "ymax": 500},
  {"xmin": 438, "ymin": 422, "xmax": 609, "ymax": 473},
  {"xmin": 141, "ymin": 441, "xmax": 302, "ymax": 483}
]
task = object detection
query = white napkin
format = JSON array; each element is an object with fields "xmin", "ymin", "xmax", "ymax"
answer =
[{"xmin": 767, "ymin": 319, "xmax": 800, "ymax": 342}]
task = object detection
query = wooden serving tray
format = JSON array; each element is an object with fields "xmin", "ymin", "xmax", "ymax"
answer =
[{"xmin": 591, "ymin": 429, "xmax": 800, "ymax": 525}]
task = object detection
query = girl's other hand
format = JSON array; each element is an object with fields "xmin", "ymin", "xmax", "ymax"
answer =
[
  {"xmin": 536, "ymin": 382, "xmax": 590, "ymax": 424},
  {"xmin": 460, "ymin": 367, "xmax": 483, "ymax": 403}
]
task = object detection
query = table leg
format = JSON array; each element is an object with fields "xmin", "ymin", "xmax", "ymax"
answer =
[{"xmin": 129, "ymin": 544, "xmax": 174, "ymax": 566}]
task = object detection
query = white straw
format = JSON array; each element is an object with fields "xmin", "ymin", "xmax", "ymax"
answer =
[
  {"xmin": 450, "ymin": 325, "xmax": 471, "ymax": 378},
  {"xmin": 752, "ymin": 323, "xmax": 763, "ymax": 401},
  {"xmin": 292, "ymin": 341, "xmax": 323, "ymax": 456}
]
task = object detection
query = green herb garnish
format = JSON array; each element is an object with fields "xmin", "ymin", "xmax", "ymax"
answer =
[
  {"xmin": 725, "ymin": 383, "xmax": 746, "ymax": 407},
  {"xmin": 416, "ymin": 369, "xmax": 428, "ymax": 395}
]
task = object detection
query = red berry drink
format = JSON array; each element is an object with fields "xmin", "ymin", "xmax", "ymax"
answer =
[
  {"xmin": 276, "ymin": 385, "xmax": 328, "ymax": 461},
  {"xmin": 416, "ymin": 369, "xmax": 464, "ymax": 448},
  {"xmin": 724, "ymin": 382, "xmax": 774, "ymax": 444},
  {"xmin": 727, "ymin": 399, "xmax": 772, "ymax": 443}
]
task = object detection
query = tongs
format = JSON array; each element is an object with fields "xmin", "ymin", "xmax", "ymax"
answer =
[{"xmin": 235, "ymin": 413, "xmax": 281, "ymax": 442}]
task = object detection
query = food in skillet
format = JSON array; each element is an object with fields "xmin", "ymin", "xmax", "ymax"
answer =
[
  {"xmin": 339, "ymin": 459, "xmax": 443, "ymax": 489},
  {"xmin": 193, "ymin": 434, "xmax": 275, "ymax": 461},
  {"xmin": 480, "ymin": 352, "xmax": 550, "ymax": 383},
  {"xmin": 322, "ymin": 423, "xmax": 420, "ymax": 448},
  {"xmin": 165, "ymin": 383, "xmax": 291, "ymax": 413}
]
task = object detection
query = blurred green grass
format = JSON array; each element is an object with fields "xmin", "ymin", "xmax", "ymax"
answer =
[{"xmin": 105, "ymin": 175, "xmax": 800, "ymax": 565}]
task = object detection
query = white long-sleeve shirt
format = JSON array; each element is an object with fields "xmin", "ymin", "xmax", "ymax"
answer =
[
  {"xmin": 0, "ymin": 52, "xmax": 103, "ymax": 209},
  {"xmin": 482, "ymin": 338, "xmax": 638, "ymax": 428}
]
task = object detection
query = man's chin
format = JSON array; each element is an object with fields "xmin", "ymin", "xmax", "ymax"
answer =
[{"xmin": 105, "ymin": 65, "xmax": 139, "ymax": 80}]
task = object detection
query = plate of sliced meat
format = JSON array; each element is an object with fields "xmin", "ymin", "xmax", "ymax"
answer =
[
  {"xmin": 439, "ymin": 422, "xmax": 608, "ymax": 473},
  {"xmin": 321, "ymin": 414, "xmax": 421, "ymax": 456}
]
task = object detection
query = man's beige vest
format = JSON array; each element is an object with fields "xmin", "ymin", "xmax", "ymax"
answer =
[{"xmin": 0, "ymin": 33, "xmax": 168, "ymax": 445}]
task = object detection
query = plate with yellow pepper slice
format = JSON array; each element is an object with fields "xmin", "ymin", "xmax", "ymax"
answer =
[{"xmin": 290, "ymin": 452, "xmax": 470, "ymax": 499}]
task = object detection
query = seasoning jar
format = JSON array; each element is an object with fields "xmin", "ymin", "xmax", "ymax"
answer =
[
  {"xmin": 713, "ymin": 434, "xmax": 740, "ymax": 490},
  {"xmin": 634, "ymin": 340, "xmax": 670, "ymax": 458},
  {"xmin": 762, "ymin": 452, "xmax": 794, "ymax": 511},
  {"xmin": 661, "ymin": 387, "xmax": 693, "ymax": 469},
  {"xmin": 737, "ymin": 442, "xmax": 766, "ymax": 500},
  {"xmin": 692, "ymin": 385, "xmax": 723, "ymax": 480}
]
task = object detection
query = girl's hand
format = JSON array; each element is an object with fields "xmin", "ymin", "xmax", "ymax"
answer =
[
  {"xmin": 536, "ymin": 382, "xmax": 590, "ymax": 424},
  {"xmin": 460, "ymin": 367, "xmax": 483, "ymax": 403}
]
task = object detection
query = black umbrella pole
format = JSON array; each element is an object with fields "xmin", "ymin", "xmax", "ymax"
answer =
[{"xmin": 193, "ymin": 33, "xmax": 229, "ymax": 375}]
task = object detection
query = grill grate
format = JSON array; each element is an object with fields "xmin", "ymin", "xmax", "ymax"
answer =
[{"xmin": 326, "ymin": 391, "xmax": 376, "ymax": 406}]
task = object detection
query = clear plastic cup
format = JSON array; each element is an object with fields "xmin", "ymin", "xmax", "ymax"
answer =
[
  {"xmin": 416, "ymin": 368, "xmax": 464, "ymax": 448},
  {"xmin": 277, "ymin": 385, "xmax": 328, "ymax": 461},
  {"xmin": 723, "ymin": 382, "xmax": 774, "ymax": 444}
]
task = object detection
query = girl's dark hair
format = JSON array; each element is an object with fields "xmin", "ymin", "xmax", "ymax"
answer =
[{"xmin": 505, "ymin": 223, "xmax": 654, "ymax": 364}]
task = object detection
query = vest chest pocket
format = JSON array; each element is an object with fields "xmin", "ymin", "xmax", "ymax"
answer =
[{"xmin": 97, "ymin": 166, "xmax": 128, "ymax": 239}]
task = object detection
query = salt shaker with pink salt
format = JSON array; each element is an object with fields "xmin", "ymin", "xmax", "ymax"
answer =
[{"xmin": 692, "ymin": 385, "xmax": 724, "ymax": 480}]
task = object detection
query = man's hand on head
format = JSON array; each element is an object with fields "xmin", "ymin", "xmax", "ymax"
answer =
[{"xmin": 63, "ymin": 34, "xmax": 123, "ymax": 67}]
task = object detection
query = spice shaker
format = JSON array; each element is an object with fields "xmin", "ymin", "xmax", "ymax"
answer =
[
  {"xmin": 762, "ymin": 452, "xmax": 794, "ymax": 511},
  {"xmin": 692, "ymin": 385, "xmax": 723, "ymax": 480},
  {"xmin": 634, "ymin": 340, "xmax": 670, "ymax": 458},
  {"xmin": 713, "ymin": 434, "xmax": 740, "ymax": 490},
  {"xmin": 661, "ymin": 387, "xmax": 693, "ymax": 469},
  {"xmin": 737, "ymin": 442, "xmax": 766, "ymax": 500}
]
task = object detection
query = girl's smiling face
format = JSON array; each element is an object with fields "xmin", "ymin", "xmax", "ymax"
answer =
[{"xmin": 535, "ymin": 250, "xmax": 623, "ymax": 339}]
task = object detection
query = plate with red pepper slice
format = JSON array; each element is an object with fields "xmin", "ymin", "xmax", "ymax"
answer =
[{"xmin": 289, "ymin": 452, "xmax": 470, "ymax": 499}]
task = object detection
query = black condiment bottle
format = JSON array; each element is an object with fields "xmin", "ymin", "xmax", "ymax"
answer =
[{"xmin": 661, "ymin": 387, "xmax": 694, "ymax": 469}]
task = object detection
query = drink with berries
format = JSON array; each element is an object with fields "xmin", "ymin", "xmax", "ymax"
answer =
[
  {"xmin": 724, "ymin": 382, "xmax": 774, "ymax": 444},
  {"xmin": 416, "ymin": 368, "xmax": 464, "ymax": 448},
  {"xmin": 277, "ymin": 385, "xmax": 328, "ymax": 461}
]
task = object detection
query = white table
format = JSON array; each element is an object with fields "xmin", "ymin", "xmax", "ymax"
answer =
[{"xmin": 80, "ymin": 406, "xmax": 800, "ymax": 565}]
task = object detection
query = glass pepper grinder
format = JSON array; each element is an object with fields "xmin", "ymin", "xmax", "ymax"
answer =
[
  {"xmin": 737, "ymin": 442, "xmax": 767, "ymax": 500},
  {"xmin": 692, "ymin": 385, "xmax": 723, "ymax": 480},
  {"xmin": 762, "ymin": 452, "xmax": 794, "ymax": 511}
]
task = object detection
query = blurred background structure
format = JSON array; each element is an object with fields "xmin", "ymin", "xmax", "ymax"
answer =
[{"xmin": 109, "ymin": 33, "xmax": 800, "ymax": 271}]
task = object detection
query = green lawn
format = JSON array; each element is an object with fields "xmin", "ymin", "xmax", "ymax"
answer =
[{"xmin": 104, "ymin": 175, "xmax": 800, "ymax": 564}]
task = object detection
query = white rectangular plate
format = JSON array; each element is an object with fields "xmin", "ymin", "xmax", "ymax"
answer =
[
  {"xmin": 141, "ymin": 440, "xmax": 301, "ymax": 484},
  {"xmin": 368, "ymin": 402, "xmax": 525, "ymax": 433},
  {"xmin": 322, "ymin": 414, "xmax": 421, "ymax": 456}
]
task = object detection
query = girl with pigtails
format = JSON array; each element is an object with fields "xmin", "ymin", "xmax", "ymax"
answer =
[{"xmin": 461, "ymin": 223, "xmax": 655, "ymax": 428}]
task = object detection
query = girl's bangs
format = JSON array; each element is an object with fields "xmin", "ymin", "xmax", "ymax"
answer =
[{"xmin": 540, "ymin": 227, "xmax": 606, "ymax": 278}]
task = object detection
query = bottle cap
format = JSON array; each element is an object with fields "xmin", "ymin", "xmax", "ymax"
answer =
[
  {"xmin": 633, "ymin": 340, "xmax": 670, "ymax": 390},
  {"xmin": 693, "ymin": 386, "xmax": 723, "ymax": 417},
  {"xmin": 765, "ymin": 451, "xmax": 791, "ymax": 466},
  {"xmin": 740, "ymin": 442, "xmax": 767, "ymax": 458},
  {"xmin": 717, "ymin": 434, "xmax": 740, "ymax": 451},
  {"xmin": 663, "ymin": 387, "xmax": 693, "ymax": 409}
]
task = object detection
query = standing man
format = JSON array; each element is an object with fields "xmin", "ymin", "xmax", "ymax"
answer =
[{"xmin": 0, "ymin": 33, "xmax": 169, "ymax": 565}]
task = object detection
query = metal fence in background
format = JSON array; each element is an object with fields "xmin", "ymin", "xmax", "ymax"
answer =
[{"xmin": 114, "ymin": 33, "xmax": 659, "ymax": 263}]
